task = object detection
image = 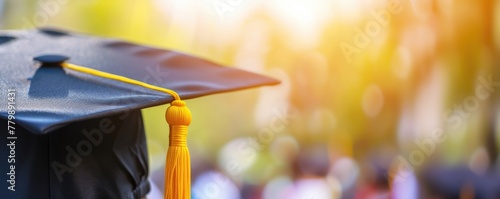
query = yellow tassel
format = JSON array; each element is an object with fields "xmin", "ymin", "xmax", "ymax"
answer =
[
  {"xmin": 164, "ymin": 100, "xmax": 192, "ymax": 199},
  {"xmin": 59, "ymin": 63, "xmax": 192, "ymax": 199}
]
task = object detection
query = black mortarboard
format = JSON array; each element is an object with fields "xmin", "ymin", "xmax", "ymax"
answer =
[{"xmin": 0, "ymin": 28, "xmax": 279, "ymax": 199}]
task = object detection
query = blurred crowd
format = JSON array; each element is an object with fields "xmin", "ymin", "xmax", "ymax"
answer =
[{"xmin": 2, "ymin": 0, "xmax": 500, "ymax": 198}]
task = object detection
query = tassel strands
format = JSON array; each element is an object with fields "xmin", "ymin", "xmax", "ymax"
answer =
[{"xmin": 165, "ymin": 100, "xmax": 192, "ymax": 199}]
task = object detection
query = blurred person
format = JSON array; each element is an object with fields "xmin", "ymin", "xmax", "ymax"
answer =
[
  {"xmin": 355, "ymin": 153, "xmax": 394, "ymax": 199},
  {"xmin": 419, "ymin": 165, "xmax": 500, "ymax": 199}
]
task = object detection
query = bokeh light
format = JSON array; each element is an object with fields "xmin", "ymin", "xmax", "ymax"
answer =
[{"xmin": 2, "ymin": 0, "xmax": 500, "ymax": 198}]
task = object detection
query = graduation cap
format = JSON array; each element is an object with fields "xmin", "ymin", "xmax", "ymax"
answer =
[{"xmin": 0, "ymin": 28, "xmax": 279, "ymax": 199}]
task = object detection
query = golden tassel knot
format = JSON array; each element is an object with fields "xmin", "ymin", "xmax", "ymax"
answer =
[{"xmin": 166, "ymin": 100, "xmax": 192, "ymax": 125}]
